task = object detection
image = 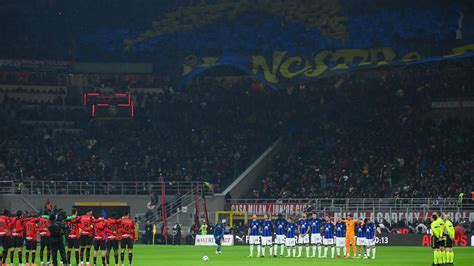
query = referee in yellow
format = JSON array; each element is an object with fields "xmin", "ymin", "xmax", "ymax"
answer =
[
  {"xmin": 430, "ymin": 212, "xmax": 445, "ymax": 266},
  {"xmin": 443, "ymin": 214, "xmax": 455, "ymax": 265}
]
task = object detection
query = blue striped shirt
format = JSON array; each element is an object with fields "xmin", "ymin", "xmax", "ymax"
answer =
[
  {"xmin": 365, "ymin": 222, "xmax": 375, "ymax": 239},
  {"xmin": 286, "ymin": 223, "xmax": 297, "ymax": 238},
  {"xmin": 262, "ymin": 220, "xmax": 273, "ymax": 237},
  {"xmin": 335, "ymin": 221, "xmax": 346, "ymax": 237},
  {"xmin": 323, "ymin": 222, "xmax": 335, "ymax": 239},
  {"xmin": 275, "ymin": 219, "xmax": 287, "ymax": 235},
  {"xmin": 310, "ymin": 218, "xmax": 322, "ymax": 234},
  {"xmin": 299, "ymin": 219, "xmax": 309, "ymax": 234},
  {"xmin": 249, "ymin": 220, "xmax": 261, "ymax": 236}
]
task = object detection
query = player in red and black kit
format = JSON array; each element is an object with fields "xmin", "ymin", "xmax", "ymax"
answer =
[
  {"xmin": 38, "ymin": 211, "xmax": 52, "ymax": 266},
  {"xmin": 78, "ymin": 209, "xmax": 94, "ymax": 266},
  {"xmin": 24, "ymin": 213, "xmax": 39, "ymax": 265},
  {"xmin": 92, "ymin": 216, "xmax": 107, "ymax": 266},
  {"xmin": 118, "ymin": 212, "xmax": 135, "ymax": 266},
  {"xmin": 0, "ymin": 210, "xmax": 11, "ymax": 265},
  {"xmin": 66, "ymin": 208, "xmax": 80, "ymax": 266},
  {"xmin": 105, "ymin": 214, "xmax": 119, "ymax": 266},
  {"xmin": 9, "ymin": 210, "xmax": 25, "ymax": 266}
]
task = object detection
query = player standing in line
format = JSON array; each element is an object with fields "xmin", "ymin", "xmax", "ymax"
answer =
[
  {"xmin": 78, "ymin": 209, "xmax": 94, "ymax": 266},
  {"xmin": 92, "ymin": 216, "xmax": 107, "ymax": 266},
  {"xmin": 297, "ymin": 212, "xmax": 310, "ymax": 258},
  {"xmin": 285, "ymin": 217, "xmax": 297, "ymax": 258},
  {"xmin": 363, "ymin": 218, "xmax": 376, "ymax": 259},
  {"xmin": 335, "ymin": 217, "xmax": 347, "ymax": 258},
  {"xmin": 309, "ymin": 212, "xmax": 322, "ymax": 258},
  {"xmin": 342, "ymin": 214, "xmax": 356, "ymax": 258},
  {"xmin": 430, "ymin": 212, "xmax": 445, "ymax": 266},
  {"xmin": 104, "ymin": 214, "xmax": 119, "ymax": 266},
  {"xmin": 0, "ymin": 210, "xmax": 11, "ymax": 265},
  {"xmin": 24, "ymin": 213, "xmax": 39, "ymax": 266},
  {"xmin": 66, "ymin": 209, "xmax": 80, "ymax": 266},
  {"xmin": 9, "ymin": 210, "xmax": 25, "ymax": 266},
  {"xmin": 355, "ymin": 219, "xmax": 365, "ymax": 258},
  {"xmin": 443, "ymin": 214, "xmax": 455, "ymax": 265},
  {"xmin": 38, "ymin": 212, "xmax": 52, "ymax": 266},
  {"xmin": 247, "ymin": 214, "xmax": 261, "ymax": 258},
  {"xmin": 260, "ymin": 215, "xmax": 273, "ymax": 257},
  {"xmin": 118, "ymin": 211, "xmax": 135, "ymax": 266},
  {"xmin": 273, "ymin": 214, "xmax": 287, "ymax": 257},
  {"xmin": 322, "ymin": 216, "xmax": 335, "ymax": 259}
]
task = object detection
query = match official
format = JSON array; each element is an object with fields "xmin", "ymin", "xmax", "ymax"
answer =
[
  {"xmin": 443, "ymin": 214, "xmax": 455, "ymax": 266},
  {"xmin": 430, "ymin": 212, "xmax": 445, "ymax": 266}
]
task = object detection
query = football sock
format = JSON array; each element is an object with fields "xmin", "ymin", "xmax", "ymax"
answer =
[
  {"xmin": 336, "ymin": 247, "xmax": 340, "ymax": 257},
  {"xmin": 32, "ymin": 251, "xmax": 36, "ymax": 263},
  {"xmin": 128, "ymin": 252, "xmax": 133, "ymax": 265},
  {"xmin": 292, "ymin": 247, "xmax": 296, "ymax": 257},
  {"xmin": 324, "ymin": 246, "xmax": 328, "ymax": 257},
  {"xmin": 75, "ymin": 250, "xmax": 80, "ymax": 265},
  {"xmin": 312, "ymin": 246, "xmax": 316, "ymax": 257},
  {"xmin": 249, "ymin": 245, "xmax": 253, "ymax": 256},
  {"xmin": 298, "ymin": 246, "xmax": 302, "ymax": 256},
  {"xmin": 261, "ymin": 246, "xmax": 265, "ymax": 257},
  {"xmin": 318, "ymin": 246, "xmax": 322, "ymax": 257},
  {"xmin": 305, "ymin": 246, "xmax": 309, "ymax": 257},
  {"xmin": 269, "ymin": 246, "xmax": 273, "ymax": 256},
  {"xmin": 257, "ymin": 245, "xmax": 261, "ymax": 257},
  {"xmin": 331, "ymin": 247, "xmax": 335, "ymax": 258},
  {"xmin": 286, "ymin": 247, "xmax": 290, "ymax": 257}
]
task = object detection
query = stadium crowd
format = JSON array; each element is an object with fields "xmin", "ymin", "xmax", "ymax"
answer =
[{"xmin": 0, "ymin": 61, "xmax": 473, "ymax": 198}]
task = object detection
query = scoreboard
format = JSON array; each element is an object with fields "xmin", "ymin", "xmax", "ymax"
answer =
[{"xmin": 84, "ymin": 92, "xmax": 135, "ymax": 119}]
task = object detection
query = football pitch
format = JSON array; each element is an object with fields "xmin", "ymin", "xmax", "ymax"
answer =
[{"xmin": 8, "ymin": 245, "xmax": 474, "ymax": 266}]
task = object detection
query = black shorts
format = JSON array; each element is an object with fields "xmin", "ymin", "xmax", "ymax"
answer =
[
  {"xmin": 431, "ymin": 236, "xmax": 443, "ymax": 249},
  {"xmin": 445, "ymin": 237, "xmax": 453, "ymax": 248},
  {"xmin": 67, "ymin": 238, "xmax": 80, "ymax": 249},
  {"xmin": 94, "ymin": 240, "xmax": 106, "ymax": 251},
  {"xmin": 1, "ymin": 236, "xmax": 10, "ymax": 249},
  {"xmin": 120, "ymin": 238, "xmax": 133, "ymax": 249},
  {"xmin": 106, "ymin": 240, "xmax": 119, "ymax": 250},
  {"xmin": 26, "ymin": 240, "xmax": 37, "ymax": 250},
  {"xmin": 40, "ymin": 236, "xmax": 50, "ymax": 248},
  {"xmin": 12, "ymin": 236, "xmax": 23, "ymax": 248},
  {"xmin": 80, "ymin": 235, "xmax": 93, "ymax": 246}
]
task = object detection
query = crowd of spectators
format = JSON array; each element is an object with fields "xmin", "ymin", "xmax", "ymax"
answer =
[
  {"xmin": 0, "ymin": 60, "xmax": 473, "ymax": 198},
  {"xmin": 254, "ymin": 63, "xmax": 474, "ymax": 199}
]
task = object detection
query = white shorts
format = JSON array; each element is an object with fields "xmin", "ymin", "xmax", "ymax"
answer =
[
  {"xmin": 365, "ymin": 238, "xmax": 375, "ymax": 247},
  {"xmin": 285, "ymin": 237, "xmax": 296, "ymax": 247},
  {"xmin": 311, "ymin": 234, "xmax": 322, "ymax": 245},
  {"xmin": 249, "ymin": 235, "xmax": 260, "ymax": 245},
  {"xmin": 323, "ymin": 238, "xmax": 334, "ymax": 246},
  {"xmin": 336, "ymin": 237, "xmax": 345, "ymax": 247},
  {"xmin": 275, "ymin": 235, "xmax": 285, "ymax": 245},
  {"xmin": 261, "ymin": 236, "xmax": 272, "ymax": 246},
  {"xmin": 356, "ymin": 237, "xmax": 366, "ymax": 246},
  {"xmin": 298, "ymin": 234, "xmax": 309, "ymax": 244}
]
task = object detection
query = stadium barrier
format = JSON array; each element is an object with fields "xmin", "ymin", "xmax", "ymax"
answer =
[
  {"xmin": 194, "ymin": 235, "xmax": 234, "ymax": 246},
  {"xmin": 228, "ymin": 234, "xmax": 473, "ymax": 247}
]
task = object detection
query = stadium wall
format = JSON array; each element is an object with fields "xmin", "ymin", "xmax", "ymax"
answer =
[{"xmin": 0, "ymin": 194, "xmax": 150, "ymax": 216}]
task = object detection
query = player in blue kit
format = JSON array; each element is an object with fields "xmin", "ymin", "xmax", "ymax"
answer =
[
  {"xmin": 260, "ymin": 214, "xmax": 273, "ymax": 257},
  {"xmin": 297, "ymin": 212, "xmax": 310, "ymax": 258},
  {"xmin": 285, "ymin": 217, "xmax": 297, "ymax": 258},
  {"xmin": 309, "ymin": 212, "xmax": 323, "ymax": 258},
  {"xmin": 364, "ymin": 218, "xmax": 376, "ymax": 259},
  {"xmin": 356, "ymin": 219, "xmax": 366, "ymax": 257},
  {"xmin": 322, "ymin": 216, "xmax": 335, "ymax": 258},
  {"xmin": 248, "ymin": 214, "xmax": 261, "ymax": 257},
  {"xmin": 335, "ymin": 217, "xmax": 347, "ymax": 258},
  {"xmin": 273, "ymin": 214, "xmax": 287, "ymax": 257}
]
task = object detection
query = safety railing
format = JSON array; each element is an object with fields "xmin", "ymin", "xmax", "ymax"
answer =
[{"xmin": 0, "ymin": 180, "xmax": 211, "ymax": 197}]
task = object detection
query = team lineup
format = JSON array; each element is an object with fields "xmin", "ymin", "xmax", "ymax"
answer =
[
  {"xmin": 246, "ymin": 212, "xmax": 376, "ymax": 259},
  {"xmin": 0, "ymin": 208, "xmax": 136, "ymax": 266}
]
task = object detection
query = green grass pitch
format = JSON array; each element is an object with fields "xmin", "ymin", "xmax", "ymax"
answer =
[{"xmin": 8, "ymin": 245, "xmax": 474, "ymax": 266}]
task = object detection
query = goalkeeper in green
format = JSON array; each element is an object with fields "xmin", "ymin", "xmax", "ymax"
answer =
[
  {"xmin": 430, "ymin": 212, "xmax": 445, "ymax": 266},
  {"xmin": 443, "ymin": 214, "xmax": 455, "ymax": 265}
]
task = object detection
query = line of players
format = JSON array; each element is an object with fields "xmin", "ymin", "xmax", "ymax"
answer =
[
  {"xmin": 0, "ymin": 208, "xmax": 136, "ymax": 266},
  {"xmin": 247, "ymin": 212, "xmax": 376, "ymax": 259}
]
